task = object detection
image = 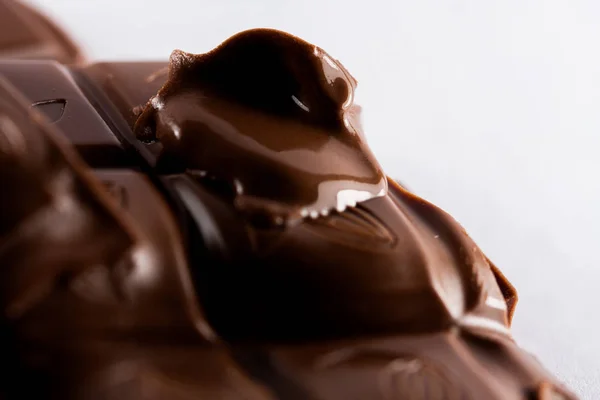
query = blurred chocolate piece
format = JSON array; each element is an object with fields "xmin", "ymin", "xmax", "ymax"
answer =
[
  {"xmin": 0, "ymin": 61, "xmax": 130, "ymax": 167},
  {"xmin": 0, "ymin": 0, "xmax": 82, "ymax": 63},
  {"xmin": 0, "ymin": 77, "xmax": 273, "ymax": 400},
  {"xmin": 234, "ymin": 330, "xmax": 573, "ymax": 400},
  {"xmin": 77, "ymin": 62, "xmax": 170, "ymax": 168}
]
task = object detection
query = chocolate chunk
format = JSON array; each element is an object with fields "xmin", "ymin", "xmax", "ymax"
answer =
[
  {"xmin": 74, "ymin": 62, "xmax": 172, "ymax": 169},
  {"xmin": 0, "ymin": 0, "xmax": 82, "ymax": 63},
  {"xmin": 81, "ymin": 62, "xmax": 168, "ymax": 128},
  {"xmin": 0, "ymin": 61, "xmax": 131, "ymax": 167},
  {"xmin": 235, "ymin": 329, "xmax": 575, "ymax": 400}
]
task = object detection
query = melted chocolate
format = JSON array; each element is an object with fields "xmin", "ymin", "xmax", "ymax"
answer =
[
  {"xmin": 0, "ymin": 4, "xmax": 579, "ymax": 399},
  {"xmin": 134, "ymin": 29, "xmax": 387, "ymax": 226}
]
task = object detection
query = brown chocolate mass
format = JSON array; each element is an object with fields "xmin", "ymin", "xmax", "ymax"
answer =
[
  {"xmin": 134, "ymin": 29, "xmax": 387, "ymax": 227},
  {"xmin": 0, "ymin": 1, "xmax": 578, "ymax": 399}
]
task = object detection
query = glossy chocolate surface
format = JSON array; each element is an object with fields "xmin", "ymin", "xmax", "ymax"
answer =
[
  {"xmin": 134, "ymin": 30, "xmax": 387, "ymax": 226},
  {"xmin": 0, "ymin": 1, "xmax": 578, "ymax": 399}
]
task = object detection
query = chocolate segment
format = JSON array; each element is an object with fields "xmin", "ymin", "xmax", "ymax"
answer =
[
  {"xmin": 0, "ymin": 77, "xmax": 273, "ymax": 400},
  {"xmin": 0, "ymin": 0, "xmax": 82, "ymax": 63},
  {"xmin": 73, "ymin": 63, "xmax": 173, "ymax": 170},
  {"xmin": 81, "ymin": 62, "xmax": 169, "ymax": 128},
  {"xmin": 0, "ymin": 61, "xmax": 130, "ymax": 167}
]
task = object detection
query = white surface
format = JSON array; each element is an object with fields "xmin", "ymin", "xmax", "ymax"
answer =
[{"xmin": 26, "ymin": 0, "xmax": 599, "ymax": 398}]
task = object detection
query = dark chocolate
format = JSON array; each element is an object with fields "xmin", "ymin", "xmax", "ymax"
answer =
[
  {"xmin": 0, "ymin": 3, "xmax": 579, "ymax": 399},
  {"xmin": 0, "ymin": 0, "xmax": 82, "ymax": 63},
  {"xmin": 0, "ymin": 61, "xmax": 130, "ymax": 167},
  {"xmin": 81, "ymin": 62, "xmax": 169, "ymax": 128},
  {"xmin": 74, "ymin": 62, "xmax": 174, "ymax": 170},
  {"xmin": 134, "ymin": 30, "xmax": 386, "ymax": 227},
  {"xmin": 0, "ymin": 77, "xmax": 274, "ymax": 400}
]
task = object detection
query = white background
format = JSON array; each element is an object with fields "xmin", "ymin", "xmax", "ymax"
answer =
[{"xmin": 25, "ymin": 0, "xmax": 599, "ymax": 398}]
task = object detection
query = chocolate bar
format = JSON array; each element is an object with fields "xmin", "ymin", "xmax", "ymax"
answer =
[
  {"xmin": 0, "ymin": 61, "xmax": 132, "ymax": 167},
  {"xmin": 0, "ymin": 1, "xmax": 577, "ymax": 399}
]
